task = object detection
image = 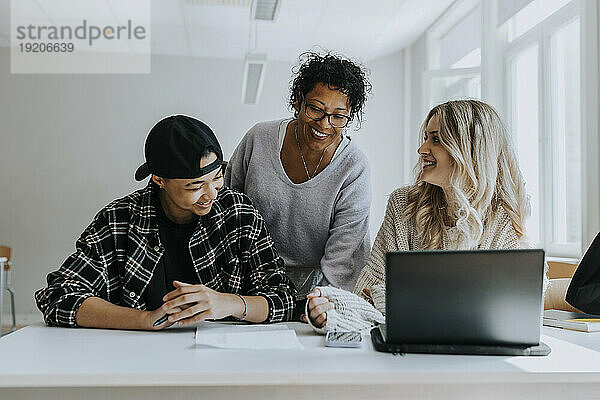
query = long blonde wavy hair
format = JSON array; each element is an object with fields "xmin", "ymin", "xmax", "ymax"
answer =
[{"xmin": 404, "ymin": 100, "xmax": 530, "ymax": 249}]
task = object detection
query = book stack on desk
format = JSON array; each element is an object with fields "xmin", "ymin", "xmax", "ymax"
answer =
[{"xmin": 543, "ymin": 309, "xmax": 600, "ymax": 332}]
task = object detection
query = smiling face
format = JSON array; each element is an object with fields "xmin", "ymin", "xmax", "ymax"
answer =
[
  {"xmin": 417, "ymin": 113, "xmax": 453, "ymax": 189},
  {"xmin": 296, "ymin": 82, "xmax": 350, "ymax": 153},
  {"xmin": 152, "ymin": 152, "xmax": 224, "ymax": 223}
]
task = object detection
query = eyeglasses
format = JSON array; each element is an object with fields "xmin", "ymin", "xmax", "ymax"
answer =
[{"xmin": 303, "ymin": 101, "xmax": 351, "ymax": 128}]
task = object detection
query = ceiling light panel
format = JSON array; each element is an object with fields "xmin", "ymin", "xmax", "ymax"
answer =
[
  {"xmin": 252, "ymin": 0, "xmax": 280, "ymax": 21},
  {"xmin": 184, "ymin": 0, "xmax": 251, "ymax": 6},
  {"xmin": 242, "ymin": 54, "xmax": 267, "ymax": 105}
]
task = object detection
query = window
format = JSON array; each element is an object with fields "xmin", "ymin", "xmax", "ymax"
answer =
[
  {"xmin": 429, "ymin": 74, "xmax": 481, "ymax": 108},
  {"xmin": 505, "ymin": 1, "xmax": 582, "ymax": 256},
  {"xmin": 425, "ymin": 0, "xmax": 482, "ymax": 110},
  {"xmin": 440, "ymin": 5, "xmax": 481, "ymax": 68},
  {"xmin": 549, "ymin": 18, "xmax": 581, "ymax": 248},
  {"xmin": 413, "ymin": 0, "xmax": 597, "ymax": 257},
  {"xmin": 509, "ymin": 44, "xmax": 540, "ymax": 243},
  {"xmin": 451, "ymin": 48, "xmax": 481, "ymax": 69},
  {"xmin": 508, "ymin": 0, "xmax": 573, "ymax": 42}
]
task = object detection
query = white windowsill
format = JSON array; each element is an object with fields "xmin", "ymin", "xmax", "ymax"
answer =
[{"xmin": 545, "ymin": 256, "xmax": 579, "ymax": 264}]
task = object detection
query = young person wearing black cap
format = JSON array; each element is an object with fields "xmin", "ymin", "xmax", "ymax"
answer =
[{"xmin": 35, "ymin": 115, "xmax": 296, "ymax": 330}]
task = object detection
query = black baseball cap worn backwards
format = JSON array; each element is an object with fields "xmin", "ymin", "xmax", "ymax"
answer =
[{"xmin": 135, "ymin": 115, "xmax": 223, "ymax": 181}]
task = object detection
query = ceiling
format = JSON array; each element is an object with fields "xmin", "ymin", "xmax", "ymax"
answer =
[{"xmin": 0, "ymin": 0, "xmax": 454, "ymax": 61}]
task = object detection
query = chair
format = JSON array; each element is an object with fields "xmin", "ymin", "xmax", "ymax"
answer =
[
  {"xmin": 544, "ymin": 259, "xmax": 581, "ymax": 312},
  {"xmin": 547, "ymin": 260, "xmax": 579, "ymax": 279},
  {"xmin": 0, "ymin": 246, "xmax": 16, "ymax": 336}
]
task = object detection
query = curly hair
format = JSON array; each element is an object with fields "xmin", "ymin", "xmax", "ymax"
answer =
[
  {"xmin": 404, "ymin": 100, "xmax": 530, "ymax": 250},
  {"xmin": 288, "ymin": 51, "xmax": 371, "ymax": 127}
]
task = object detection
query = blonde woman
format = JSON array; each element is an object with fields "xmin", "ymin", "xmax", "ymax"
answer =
[{"xmin": 305, "ymin": 99, "xmax": 545, "ymax": 332}]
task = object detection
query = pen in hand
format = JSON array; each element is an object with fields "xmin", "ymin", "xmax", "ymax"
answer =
[
  {"xmin": 154, "ymin": 281, "xmax": 194, "ymax": 327},
  {"xmin": 153, "ymin": 315, "xmax": 169, "ymax": 327}
]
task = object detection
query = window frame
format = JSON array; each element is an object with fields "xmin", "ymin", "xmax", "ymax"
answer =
[
  {"xmin": 422, "ymin": 67, "xmax": 481, "ymax": 111},
  {"xmin": 424, "ymin": 0, "xmax": 482, "ymax": 112},
  {"xmin": 425, "ymin": 0, "xmax": 481, "ymax": 71},
  {"xmin": 504, "ymin": 1, "xmax": 586, "ymax": 257}
]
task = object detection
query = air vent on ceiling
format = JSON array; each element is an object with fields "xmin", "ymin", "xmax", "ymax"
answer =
[
  {"xmin": 252, "ymin": 0, "xmax": 280, "ymax": 21},
  {"xmin": 242, "ymin": 54, "xmax": 267, "ymax": 105},
  {"xmin": 184, "ymin": 0, "xmax": 251, "ymax": 6}
]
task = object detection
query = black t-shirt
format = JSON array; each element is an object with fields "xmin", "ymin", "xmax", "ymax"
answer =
[{"xmin": 144, "ymin": 192, "xmax": 200, "ymax": 311}]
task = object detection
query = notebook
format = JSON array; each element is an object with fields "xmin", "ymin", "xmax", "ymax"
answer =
[{"xmin": 543, "ymin": 309, "xmax": 600, "ymax": 332}]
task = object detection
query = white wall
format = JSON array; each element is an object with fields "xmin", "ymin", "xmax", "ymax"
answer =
[
  {"xmin": 406, "ymin": 35, "xmax": 429, "ymax": 178},
  {"xmin": 0, "ymin": 48, "xmax": 407, "ymax": 322},
  {"xmin": 354, "ymin": 50, "xmax": 405, "ymax": 239}
]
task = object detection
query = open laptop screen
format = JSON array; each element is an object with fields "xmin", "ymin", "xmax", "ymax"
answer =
[{"xmin": 385, "ymin": 249, "xmax": 545, "ymax": 346}]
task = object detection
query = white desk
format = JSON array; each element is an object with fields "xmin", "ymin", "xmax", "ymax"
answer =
[{"xmin": 1, "ymin": 322, "xmax": 600, "ymax": 400}]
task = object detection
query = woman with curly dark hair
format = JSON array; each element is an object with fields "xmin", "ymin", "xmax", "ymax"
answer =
[{"xmin": 225, "ymin": 51, "xmax": 372, "ymax": 315}]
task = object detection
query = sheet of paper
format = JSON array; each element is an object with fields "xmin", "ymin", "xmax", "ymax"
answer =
[
  {"xmin": 194, "ymin": 323, "xmax": 304, "ymax": 350},
  {"xmin": 194, "ymin": 321, "xmax": 290, "ymax": 333}
]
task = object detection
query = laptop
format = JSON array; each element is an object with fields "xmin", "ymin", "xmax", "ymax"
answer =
[{"xmin": 371, "ymin": 249, "xmax": 551, "ymax": 356}]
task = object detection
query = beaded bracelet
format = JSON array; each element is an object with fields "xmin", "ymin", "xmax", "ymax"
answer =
[{"xmin": 236, "ymin": 294, "xmax": 247, "ymax": 321}]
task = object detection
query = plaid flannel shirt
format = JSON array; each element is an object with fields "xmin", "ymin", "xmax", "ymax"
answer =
[{"xmin": 35, "ymin": 183, "xmax": 296, "ymax": 327}]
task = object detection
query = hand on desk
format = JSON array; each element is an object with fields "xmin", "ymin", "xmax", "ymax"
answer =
[
  {"xmin": 76, "ymin": 281, "xmax": 266, "ymax": 330},
  {"xmin": 161, "ymin": 281, "xmax": 243, "ymax": 327},
  {"xmin": 76, "ymin": 296, "xmax": 184, "ymax": 331},
  {"xmin": 306, "ymin": 288, "xmax": 334, "ymax": 328}
]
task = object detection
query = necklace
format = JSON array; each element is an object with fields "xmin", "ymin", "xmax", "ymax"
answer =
[{"xmin": 294, "ymin": 121, "xmax": 333, "ymax": 180}]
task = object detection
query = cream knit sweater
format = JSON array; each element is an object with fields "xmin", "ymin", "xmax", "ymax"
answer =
[{"xmin": 307, "ymin": 186, "xmax": 541, "ymax": 334}]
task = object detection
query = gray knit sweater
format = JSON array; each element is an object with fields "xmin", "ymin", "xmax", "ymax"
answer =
[{"xmin": 225, "ymin": 118, "xmax": 371, "ymax": 292}]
